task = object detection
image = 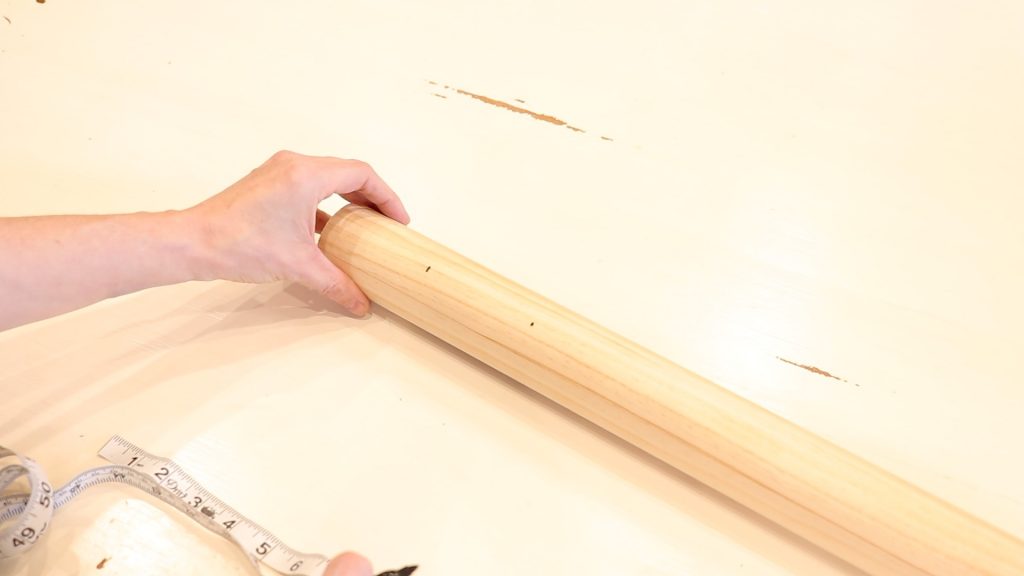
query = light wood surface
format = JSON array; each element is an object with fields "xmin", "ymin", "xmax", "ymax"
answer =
[
  {"xmin": 2, "ymin": 1, "xmax": 1023, "ymax": 575},
  {"xmin": 320, "ymin": 205, "xmax": 1024, "ymax": 575}
]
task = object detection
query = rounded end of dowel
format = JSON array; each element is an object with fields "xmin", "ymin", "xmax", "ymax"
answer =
[
  {"xmin": 317, "ymin": 204, "xmax": 410, "ymax": 286},
  {"xmin": 319, "ymin": 204, "xmax": 398, "ymax": 251},
  {"xmin": 320, "ymin": 203, "xmax": 377, "ymax": 236}
]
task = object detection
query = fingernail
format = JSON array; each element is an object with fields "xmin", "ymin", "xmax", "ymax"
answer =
[
  {"xmin": 397, "ymin": 206, "xmax": 411, "ymax": 225},
  {"xmin": 349, "ymin": 299, "xmax": 369, "ymax": 317}
]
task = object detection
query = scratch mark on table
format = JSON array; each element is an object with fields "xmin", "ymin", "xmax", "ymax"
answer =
[
  {"xmin": 777, "ymin": 357, "xmax": 848, "ymax": 383},
  {"xmin": 431, "ymin": 82, "xmax": 586, "ymax": 133},
  {"xmin": 453, "ymin": 87, "xmax": 585, "ymax": 132}
]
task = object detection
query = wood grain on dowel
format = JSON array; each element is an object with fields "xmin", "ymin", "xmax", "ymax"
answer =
[{"xmin": 319, "ymin": 205, "xmax": 1024, "ymax": 576}]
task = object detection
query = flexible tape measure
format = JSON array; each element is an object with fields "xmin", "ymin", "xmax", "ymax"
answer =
[{"xmin": 0, "ymin": 436, "xmax": 415, "ymax": 576}]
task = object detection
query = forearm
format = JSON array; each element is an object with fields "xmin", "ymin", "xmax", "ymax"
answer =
[
  {"xmin": 0, "ymin": 152, "xmax": 408, "ymax": 329},
  {"xmin": 0, "ymin": 211, "xmax": 208, "ymax": 330}
]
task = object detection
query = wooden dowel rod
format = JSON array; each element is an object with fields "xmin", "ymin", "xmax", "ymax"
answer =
[{"xmin": 319, "ymin": 205, "xmax": 1024, "ymax": 575}]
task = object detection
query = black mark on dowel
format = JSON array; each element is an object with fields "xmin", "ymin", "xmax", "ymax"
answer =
[{"xmin": 425, "ymin": 266, "xmax": 431, "ymax": 272}]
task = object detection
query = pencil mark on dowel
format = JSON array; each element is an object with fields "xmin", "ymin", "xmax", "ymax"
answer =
[{"xmin": 777, "ymin": 357, "xmax": 849, "ymax": 383}]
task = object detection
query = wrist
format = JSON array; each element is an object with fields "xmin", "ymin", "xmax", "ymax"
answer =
[{"xmin": 162, "ymin": 207, "xmax": 223, "ymax": 282}]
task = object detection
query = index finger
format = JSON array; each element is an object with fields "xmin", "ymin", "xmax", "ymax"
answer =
[{"xmin": 310, "ymin": 156, "xmax": 411, "ymax": 225}]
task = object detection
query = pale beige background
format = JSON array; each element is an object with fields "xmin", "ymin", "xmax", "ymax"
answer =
[{"xmin": 1, "ymin": 1, "xmax": 1022, "ymax": 574}]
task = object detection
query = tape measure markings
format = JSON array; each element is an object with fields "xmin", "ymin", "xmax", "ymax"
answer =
[
  {"xmin": 0, "ymin": 436, "xmax": 335, "ymax": 575},
  {"xmin": 99, "ymin": 435, "xmax": 330, "ymax": 575}
]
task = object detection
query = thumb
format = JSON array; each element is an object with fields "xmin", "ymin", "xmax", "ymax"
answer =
[
  {"xmin": 297, "ymin": 248, "xmax": 370, "ymax": 316},
  {"xmin": 325, "ymin": 552, "xmax": 373, "ymax": 576}
]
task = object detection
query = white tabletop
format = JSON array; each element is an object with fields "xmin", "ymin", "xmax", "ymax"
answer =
[{"xmin": 1, "ymin": 1, "xmax": 1022, "ymax": 574}]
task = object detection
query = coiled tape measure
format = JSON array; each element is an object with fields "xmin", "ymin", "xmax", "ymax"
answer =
[{"xmin": 0, "ymin": 436, "xmax": 416, "ymax": 576}]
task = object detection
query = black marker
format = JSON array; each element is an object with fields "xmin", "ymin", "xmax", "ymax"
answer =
[{"xmin": 376, "ymin": 566, "xmax": 418, "ymax": 576}]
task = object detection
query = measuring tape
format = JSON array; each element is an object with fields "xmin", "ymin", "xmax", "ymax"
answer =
[{"xmin": 0, "ymin": 436, "xmax": 416, "ymax": 576}]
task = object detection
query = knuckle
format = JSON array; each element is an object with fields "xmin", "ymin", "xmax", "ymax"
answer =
[
  {"xmin": 318, "ymin": 276, "xmax": 353, "ymax": 303},
  {"xmin": 320, "ymin": 282, "xmax": 343, "ymax": 298},
  {"xmin": 346, "ymin": 158, "xmax": 372, "ymax": 172},
  {"xmin": 270, "ymin": 149, "xmax": 297, "ymax": 163},
  {"xmin": 277, "ymin": 156, "xmax": 310, "ymax": 184}
]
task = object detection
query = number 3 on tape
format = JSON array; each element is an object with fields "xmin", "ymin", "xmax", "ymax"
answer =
[{"xmin": 0, "ymin": 436, "xmax": 417, "ymax": 576}]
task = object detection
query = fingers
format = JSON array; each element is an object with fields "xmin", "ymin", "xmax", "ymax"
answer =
[
  {"xmin": 325, "ymin": 552, "xmax": 373, "ymax": 576},
  {"xmin": 309, "ymin": 156, "xmax": 411, "ymax": 225},
  {"xmin": 297, "ymin": 248, "xmax": 370, "ymax": 316}
]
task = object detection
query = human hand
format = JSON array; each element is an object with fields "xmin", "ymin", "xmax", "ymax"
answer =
[
  {"xmin": 325, "ymin": 552, "xmax": 374, "ymax": 576},
  {"xmin": 184, "ymin": 151, "xmax": 410, "ymax": 316}
]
